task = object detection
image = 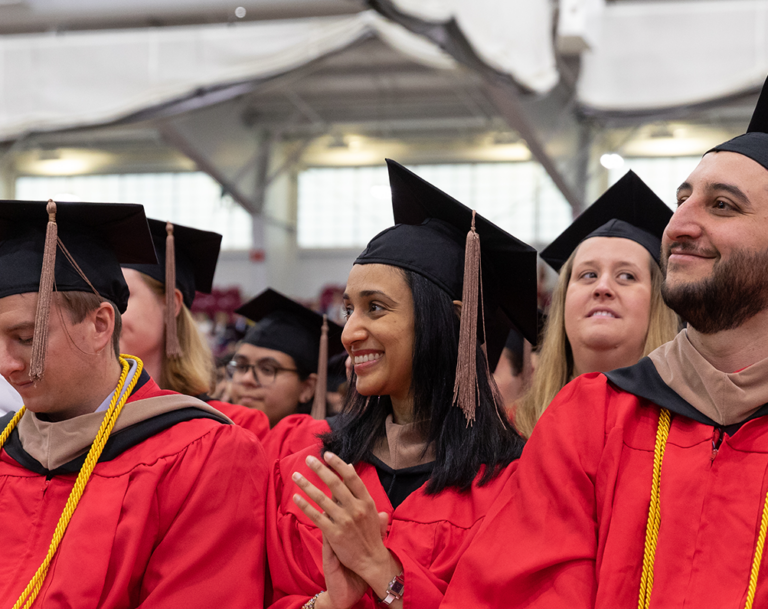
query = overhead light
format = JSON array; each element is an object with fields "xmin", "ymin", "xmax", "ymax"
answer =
[
  {"xmin": 347, "ymin": 136, "xmax": 364, "ymax": 150},
  {"xmin": 600, "ymin": 153, "xmax": 624, "ymax": 169},
  {"xmin": 33, "ymin": 158, "xmax": 92, "ymax": 175},
  {"xmin": 15, "ymin": 147, "xmax": 114, "ymax": 176},
  {"xmin": 235, "ymin": 6, "xmax": 246, "ymax": 18}
]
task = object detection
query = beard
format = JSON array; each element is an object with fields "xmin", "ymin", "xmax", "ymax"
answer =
[{"xmin": 661, "ymin": 244, "xmax": 768, "ymax": 334}]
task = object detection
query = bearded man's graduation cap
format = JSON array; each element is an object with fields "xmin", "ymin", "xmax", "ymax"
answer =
[{"xmin": 709, "ymin": 75, "xmax": 768, "ymax": 171}]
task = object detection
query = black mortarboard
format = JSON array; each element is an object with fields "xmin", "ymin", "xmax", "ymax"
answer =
[
  {"xmin": 327, "ymin": 351, "xmax": 349, "ymax": 393},
  {"xmin": 122, "ymin": 219, "xmax": 221, "ymax": 308},
  {"xmin": 0, "ymin": 200, "xmax": 155, "ymax": 312},
  {"xmin": 505, "ymin": 325, "xmax": 525, "ymax": 363},
  {"xmin": 354, "ymin": 159, "xmax": 539, "ymax": 400},
  {"xmin": 0, "ymin": 199, "xmax": 155, "ymax": 380},
  {"xmin": 708, "ymin": 75, "xmax": 768, "ymax": 171},
  {"xmin": 540, "ymin": 171, "xmax": 672, "ymax": 272},
  {"xmin": 236, "ymin": 288, "xmax": 345, "ymax": 377}
]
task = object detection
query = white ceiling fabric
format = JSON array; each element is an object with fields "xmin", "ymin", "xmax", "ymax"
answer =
[
  {"xmin": 578, "ymin": 0, "xmax": 768, "ymax": 111},
  {"xmin": 389, "ymin": 0, "xmax": 559, "ymax": 94},
  {"xmin": 0, "ymin": 10, "xmax": 455, "ymax": 140}
]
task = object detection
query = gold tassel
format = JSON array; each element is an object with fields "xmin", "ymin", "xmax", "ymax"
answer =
[
  {"xmin": 29, "ymin": 200, "xmax": 58, "ymax": 382},
  {"xmin": 452, "ymin": 210, "xmax": 482, "ymax": 424},
  {"xmin": 310, "ymin": 315, "xmax": 329, "ymax": 420},
  {"xmin": 165, "ymin": 222, "xmax": 182, "ymax": 358}
]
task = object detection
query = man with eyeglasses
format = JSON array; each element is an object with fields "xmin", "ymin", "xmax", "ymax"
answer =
[{"xmin": 228, "ymin": 289, "xmax": 344, "ymax": 428}]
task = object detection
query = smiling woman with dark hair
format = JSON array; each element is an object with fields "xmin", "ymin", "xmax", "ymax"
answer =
[{"xmin": 265, "ymin": 160, "xmax": 538, "ymax": 609}]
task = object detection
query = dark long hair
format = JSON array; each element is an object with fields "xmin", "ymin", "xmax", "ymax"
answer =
[{"xmin": 322, "ymin": 268, "xmax": 525, "ymax": 494}]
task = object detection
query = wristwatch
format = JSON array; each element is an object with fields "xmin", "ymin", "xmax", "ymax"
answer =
[{"xmin": 377, "ymin": 571, "xmax": 404, "ymax": 606}]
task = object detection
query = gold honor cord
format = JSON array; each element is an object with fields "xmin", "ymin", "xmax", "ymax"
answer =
[
  {"xmin": 638, "ymin": 408, "xmax": 768, "ymax": 609},
  {"xmin": 637, "ymin": 408, "xmax": 671, "ymax": 609},
  {"xmin": 0, "ymin": 355, "xmax": 143, "ymax": 609}
]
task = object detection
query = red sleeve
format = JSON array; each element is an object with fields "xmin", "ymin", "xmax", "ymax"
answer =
[
  {"xmin": 441, "ymin": 374, "xmax": 611, "ymax": 609},
  {"xmin": 137, "ymin": 424, "xmax": 269, "ymax": 608},
  {"xmin": 390, "ymin": 550, "xmax": 443, "ymax": 609},
  {"xmin": 262, "ymin": 415, "xmax": 330, "ymax": 464}
]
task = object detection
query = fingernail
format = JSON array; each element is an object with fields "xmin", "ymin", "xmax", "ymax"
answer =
[
  {"xmin": 292, "ymin": 472, "xmax": 302, "ymax": 482},
  {"xmin": 292, "ymin": 494, "xmax": 302, "ymax": 504},
  {"xmin": 324, "ymin": 452, "xmax": 335, "ymax": 462},
  {"xmin": 306, "ymin": 456, "xmax": 318, "ymax": 466}
]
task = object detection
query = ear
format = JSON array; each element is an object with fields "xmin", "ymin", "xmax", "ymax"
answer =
[
  {"xmin": 173, "ymin": 288, "xmax": 183, "ymax": 318},
  {"xmin": 299, "ymin": 372, "xmax": 318, "ymax": 403},
  {"xmin": 452, "ymin": 300, "xmax": 463, "ymax": 320},
  {"xmin": 90, "ymin": 302, "xmax": 116, "ymax": 355}
]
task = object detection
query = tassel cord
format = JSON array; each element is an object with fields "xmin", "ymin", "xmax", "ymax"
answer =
[
  {"xmin": 452, "ymin": 211, "xmax": 482, "ymax": 424},
  {"xmin": 164, "ymin": 222, "xmax": 182, "ymax": 358},
  {"xmin": 310, "ymin": 315, "xmax": 329, "ymax": 420},
  {"xmin": 29, "ymin": 201, "xmax": 58, "ymax": 382}
]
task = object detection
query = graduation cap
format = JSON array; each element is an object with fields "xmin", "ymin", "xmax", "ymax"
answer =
[
  {"xmin": 327, "ymin": 351, "xmax": 349, "ymax": 393},
  {"xmin": 708, "ymin": 75, "xmax": 768, "ymax": 171},
  {"xmin": 354, "ymin": 159, "xmax": 539, "ymax": 422},
  {"xmin": 0, "ymin": 199, "xmax": 155, "ymax": 381},
  {"xmin": 123, "ymin": 219, "xmax": 221, "ymax": 308},
  {"xmin": 122, "ymin": 219, "xmax": 222, "ymax": 358},
  {"xmin": 540, "ymin": 170, "xmax": 672, "ymax": 272},
  {"xmin": 504, "ymin": 326, "xmax": 525, "ymax": 368},
  {"xmin": 236, "ymin": 288, "xmax": 345, "ymax": 419}
]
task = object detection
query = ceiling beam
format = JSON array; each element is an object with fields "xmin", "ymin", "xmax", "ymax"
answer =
[{"xmin": 369, "ymin": 0, "xmax": 588, "ymax": 215}]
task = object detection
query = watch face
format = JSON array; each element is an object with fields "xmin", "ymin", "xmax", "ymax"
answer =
[{"xmin": 390, "ymin": 580, "xmax": 405, "ymax": 596}]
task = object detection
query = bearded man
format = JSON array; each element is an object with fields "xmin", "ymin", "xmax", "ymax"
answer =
[{"xmin": 440, "ymin": 77, "xmax": 768, "ymax": 608}]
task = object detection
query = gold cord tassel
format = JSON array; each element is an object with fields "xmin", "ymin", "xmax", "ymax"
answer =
[
  {"xmin": 164, "ymin": 222, "xmax": 182, "ymax": 358},
  {"xmin": 452, "ymin": 210, "xmax": 482, "ymax": 424},
  {"xmin": 310, "ymin": 315, "xmax": 329, "ymax": 420},
  {"xmin": 637, "ymin": 408, "xmax": 671, "ymax": 609},
  {"xmin": 29, "ymin": 200, "xmax": 58, "ymax": 382}
]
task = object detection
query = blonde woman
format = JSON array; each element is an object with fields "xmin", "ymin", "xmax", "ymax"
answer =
[
  {"xmin": 120, "ymin": 219, "xmax": 270, "ymax": 440},
  {"xmin": 515, "ymin": 171, "xmax": 679, "ymax": 438}
]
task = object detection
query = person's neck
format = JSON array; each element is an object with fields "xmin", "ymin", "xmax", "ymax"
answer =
[
  {"xmin": 45, "ymin": 357, "xmax": 125, "ymax": 422},
  {"xmin": 687, "ymin": 309, "xmax": 768, "ymax": 373},
  {"xmin": 138, "ymin": 349, "xmax": 163, "ymax": 386},
  {"xmin": 572, "ymin": 344, "xmax": 644, "ymax": 378},
  {"xmin": 390, "ymin": 393, "xmax": 415, "ymax": 425}
]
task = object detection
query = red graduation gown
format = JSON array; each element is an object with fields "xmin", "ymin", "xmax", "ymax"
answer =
[
  {"xmin": 0, "ymin": 377, "xmax": 269, "ymax": 608},
  {"xmin": 267, "ymin": 445, "xmax": 517, "ymax": 609},
  {"xmin": 261, "ymin": 413, "xmax": 330, "ymax": 463},
  {"xmin": 441, "ymin": 371, "xmax": 768, "ymax": 608},
  {"xmin": 208, "ymin": 398, "xmax": 271, "ymax": 442}
]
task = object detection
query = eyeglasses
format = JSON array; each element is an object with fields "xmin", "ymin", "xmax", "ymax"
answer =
[{"xmin": 226, "ymin": 358, "xmax": 300, "ymax": 386}]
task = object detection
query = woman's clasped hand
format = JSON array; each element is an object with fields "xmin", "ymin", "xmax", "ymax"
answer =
[{"xmin": 292, "ymin": 452, "xmax": 402, "ymax": 609}]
